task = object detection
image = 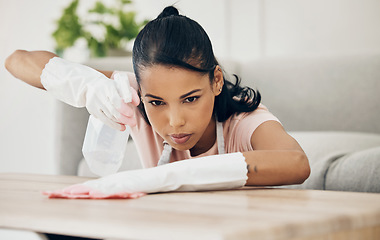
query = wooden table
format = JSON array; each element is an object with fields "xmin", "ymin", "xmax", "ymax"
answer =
[{"xmin": 0, "ymin": 173, "xmax": 379, "ymax": 240}]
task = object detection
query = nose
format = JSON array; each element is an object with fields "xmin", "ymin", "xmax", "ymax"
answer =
[{"xmin": 168, "ymin": 106, "xmax": 185, "ymax": 128}]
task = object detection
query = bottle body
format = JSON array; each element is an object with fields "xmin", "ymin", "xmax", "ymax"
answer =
[{"xmin": 82, "ymin": 115, "xmax": 129, "ymax": 176}]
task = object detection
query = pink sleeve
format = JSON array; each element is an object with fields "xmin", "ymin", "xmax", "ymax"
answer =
[{"xmin": 224, "ymin": 104, "xmax": 281, "ymax": 152}]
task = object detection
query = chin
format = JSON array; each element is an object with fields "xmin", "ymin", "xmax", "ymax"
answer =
[
  {"xmin": 171, "ymin": 143, "xmax": 192, "ymax": 151},
  {"xmin": 170, "ymin": 140, "xmax": 196, "ymax": 152}
]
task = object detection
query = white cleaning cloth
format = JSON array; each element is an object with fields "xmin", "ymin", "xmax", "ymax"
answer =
[
  {"xmin": 82, "ymin": 152, "xmax": 248, "ymax": 194},
  {"xmin": 43, "ymin": 152, "xmax": 248, "ymax": 199}
]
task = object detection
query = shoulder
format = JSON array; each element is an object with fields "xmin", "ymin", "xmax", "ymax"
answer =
[
  {"xmin": 223, "ymin": 104, "xmax": 281, "ymax": 152},
  {"xmin": 224, "ymin": 104, "xmax": 281, "ymax": 132}
]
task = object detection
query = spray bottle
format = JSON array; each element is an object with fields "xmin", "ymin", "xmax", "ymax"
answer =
[{"xmin": 82, "ymin": 72, "xmax": 131, "ymax": 176}]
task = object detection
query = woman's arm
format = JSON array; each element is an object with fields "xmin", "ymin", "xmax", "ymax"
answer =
[
  {"xmin": 4, "ymin": 50, "xmax": 114, "ymax": 89},
  {"xmin": 5, "ymin": 49, "xmax": 138, "ymax": 131},
  {"xmin": 243, "ymin": 121, "xmax": 310, "ymax": 186},
  {"xmin": 5, "ymin": 50, "xmax": 57, "ymax": 89}
]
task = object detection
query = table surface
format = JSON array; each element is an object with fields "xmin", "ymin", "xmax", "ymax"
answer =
[{"xmin": 0, "ymin": 173, "xmax": 380, "ymax": 240}]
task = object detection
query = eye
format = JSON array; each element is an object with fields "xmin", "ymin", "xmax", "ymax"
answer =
[
  {"xmin": 149, "ymin": 100, "xmax": 165, "ymax": 106},
  {"xmin": 183, "ymin": 96, "xmax": 199, "ymax": 103}
]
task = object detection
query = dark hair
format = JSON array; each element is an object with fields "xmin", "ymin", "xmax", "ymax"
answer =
[{"xmin": 133, "ymin": 6, "xmax": 261, "ymax": 124}]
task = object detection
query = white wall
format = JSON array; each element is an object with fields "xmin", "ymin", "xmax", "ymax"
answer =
[
  {"xmin": 262, "ymin": 0, "xmax": 380, "ymax": 57},
  {"xmin": 0, "ymin": 0, "xmax": 71, "ymax": 174},
  {"xmin": 1, "ymin": 0, "xmax": 379, "ymax": 174}
]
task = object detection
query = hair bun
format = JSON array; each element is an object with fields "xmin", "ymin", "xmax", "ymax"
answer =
[{"xmin": 157, "ymin": 6, "xmax": 179, "ymax": 18}]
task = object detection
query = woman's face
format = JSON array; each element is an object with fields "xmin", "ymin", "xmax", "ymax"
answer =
[{"xmin": 139, "ymin": 65, "xmax": 222, "ymax": 154}]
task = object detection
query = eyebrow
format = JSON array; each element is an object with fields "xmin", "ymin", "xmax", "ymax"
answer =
[
  {"xmin": 144, "ymin": 94, "xmax": 163, "ymax": 100},
  {"xmin": 145, "ymin": 89, "xmax": 202, "ymax": 100},
  {"xmin": 180, "ymin": 89, "xmax": 202, "ymax": 99}
]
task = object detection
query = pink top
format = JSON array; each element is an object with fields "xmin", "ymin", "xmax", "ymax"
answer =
[{"xmin": 115, "ymin": 72, "xmax": 281, "ymax": 168}]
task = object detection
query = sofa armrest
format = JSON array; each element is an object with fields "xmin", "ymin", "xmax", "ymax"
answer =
[{"xmin": 288, "ymin": 131, "xmax": 380, "ymax": 192}]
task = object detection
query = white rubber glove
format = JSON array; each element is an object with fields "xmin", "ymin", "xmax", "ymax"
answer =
[
  {"xmin": 40, "ymin": 57, "xmax": 139, "ymax": 130},
  {"xmin": 43, "ymin": 152, "xmax": 248, "ymax": 198}
]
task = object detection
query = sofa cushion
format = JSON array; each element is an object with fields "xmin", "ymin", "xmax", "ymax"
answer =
[
  {"xmin": 325, "ymin": 146, "xmax": 380, "ymax": 193},
  {"xmin": 287, "ymin": 131, "xmax": 380, "ymax": 192}
]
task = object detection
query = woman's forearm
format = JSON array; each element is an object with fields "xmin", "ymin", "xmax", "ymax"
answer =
[
  {"xmin": 5, "ymin": 50, "xmax": 115, "ymax": 88},
  {"xmin": 5, "ymin": 50, "xmax": 57, "ymax": 89},
  {"xmin": 243, "ymin": 150, "xmax": 310, "ymax": 186}
]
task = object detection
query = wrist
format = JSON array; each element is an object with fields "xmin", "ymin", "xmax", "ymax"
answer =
[{"xmin": 40, "ymin": 57, "xmax": 107, "ymax": 107}]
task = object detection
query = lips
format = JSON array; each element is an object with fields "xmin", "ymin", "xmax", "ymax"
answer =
[{"xmin": 170, "ymin": 133, "xmax": 191, "ymax": 144}]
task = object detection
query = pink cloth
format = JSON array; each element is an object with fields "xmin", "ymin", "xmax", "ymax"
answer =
[
  {"xmin": 113, "ymin": 72, "xmax": 281, "ymax": 168},
  {"xmin": 42, "ymin": 184, "xmax": 146, "ymax": 199}
]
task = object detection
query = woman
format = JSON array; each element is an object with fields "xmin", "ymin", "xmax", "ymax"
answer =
[{"xmin": 5, "ymin": 6, "xmax": 309, "ymax": 199}]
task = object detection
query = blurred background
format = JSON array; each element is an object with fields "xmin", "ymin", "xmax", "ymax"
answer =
[{"xmin": 1, "ymin": 0, "xmax": 380, "ymax": 174}]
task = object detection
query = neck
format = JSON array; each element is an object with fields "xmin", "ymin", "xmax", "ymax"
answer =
[{"xmin": 190, "ymin": 117, "xmax": 216, "ymax": 156}]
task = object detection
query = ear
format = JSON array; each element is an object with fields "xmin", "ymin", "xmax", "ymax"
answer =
[{"xmin": 212, "ymin": 65, "xmax": 224, "ymax": 96}]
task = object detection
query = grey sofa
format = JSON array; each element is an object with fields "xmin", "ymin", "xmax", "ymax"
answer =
[{"xmin": 54, "ymin": 54, "xmax": 380, "ymax": 193}]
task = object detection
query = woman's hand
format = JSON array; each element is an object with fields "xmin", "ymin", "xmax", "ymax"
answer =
[
  {"xmin": 82, "ymin": 72, "xmax": 141, "ymax": 130},
  {"xmin": 43, "ymin": 166, "xmax": 169, "ymax": 199}
]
